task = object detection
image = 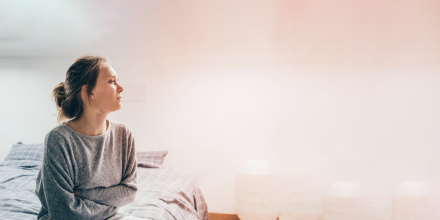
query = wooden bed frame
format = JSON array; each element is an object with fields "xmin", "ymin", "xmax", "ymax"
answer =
[
  {"xmin": 209, "ymin": 213, "xmax": 280, "ymax": 220},
  {"xmin": 208, "ymin": 213, "xmax": 240, "ymax": 220}
]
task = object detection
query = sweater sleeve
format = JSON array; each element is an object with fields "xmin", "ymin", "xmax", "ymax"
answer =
[
  {"xmin": 35, "ymin": 132, "xmax": 119, "ymax": 220},
  {"xmin": 80, "ymin": 126, "xmax": 138, "ymax": 207}
]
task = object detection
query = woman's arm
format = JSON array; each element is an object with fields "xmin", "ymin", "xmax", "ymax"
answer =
[
  {"xmin": 78, "ymin": 165, "xmax": 137, "ymax": 207},
  {"xmin": 74, "ymin": 190, "xmax": 120, "ymax": 211},
  {"xmin": 78, "ymin": 127, "xmax": 138, "ymax": 207},
  {"xmin": 35, "ymin": 132, "xmax": 119, "ymax": 220}
]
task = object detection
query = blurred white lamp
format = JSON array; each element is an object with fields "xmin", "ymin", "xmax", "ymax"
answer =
[
  {"xmin": 397, "ymin": 180, "xmax": 427, "ymax": 196},
  {"xmin": 392, "ymin": 181, "xmax": 436, "ymax": 220},
  {"xmin": 324, "ymin": 181, "xmax": 363, "ymax": 220},
  {"xmin": 236, "ymin": 159, "xmax": 281, "ymax": 220}
]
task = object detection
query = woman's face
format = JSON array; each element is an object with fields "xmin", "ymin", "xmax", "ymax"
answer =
[{"xmin": 88, "ymin": 63, "xmax": 124, "ymax": 114}]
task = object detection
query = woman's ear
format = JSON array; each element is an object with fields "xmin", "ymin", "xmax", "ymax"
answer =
[
  {"xmin": 81, "ymin": 85, "xmax": 92, "ymax": 100},
  {"xmin": 82, "ymin": 84, "xmax": 87, "ymax": 93}
]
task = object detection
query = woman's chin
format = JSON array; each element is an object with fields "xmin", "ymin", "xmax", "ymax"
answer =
[{"xmin": 111, "ymin": 105, "xmax": 122, "ymax": 112}]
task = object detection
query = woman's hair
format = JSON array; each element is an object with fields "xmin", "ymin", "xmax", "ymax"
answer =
[{"xmin": 53, "ymin": 55, "xmax": 111, "ymax": 125}]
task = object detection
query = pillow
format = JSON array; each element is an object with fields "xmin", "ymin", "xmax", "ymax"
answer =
[
  {"xmin": 136, "ymin": 150, "xmax": 168, "ymax": 168},
  {"xmin": 4, "ymin": 142, "xmax": 44, "ymax": 161}
]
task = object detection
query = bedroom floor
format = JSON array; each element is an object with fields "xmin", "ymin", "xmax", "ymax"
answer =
[{"xmin": 209, "ymin": 213, "xmax": 280, "ymax": 220}]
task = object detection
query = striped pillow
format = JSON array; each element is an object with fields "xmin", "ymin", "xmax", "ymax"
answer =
[
  {"xmin": 136, "ymin": 150, "xmax": 168, "ymax": 168},
  {"xmin": 5, "ymin": 142, "xmax": 44, "ymax": 161}
]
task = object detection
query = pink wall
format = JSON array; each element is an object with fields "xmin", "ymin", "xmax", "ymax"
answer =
[{"xmin": 1, "ymin": 0, "xmax": 440, "ymax": 214}]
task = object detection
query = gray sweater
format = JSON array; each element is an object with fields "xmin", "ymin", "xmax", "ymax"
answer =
[{"xmin": 35, "ymin": 120, "xmax": 138, "ymax": 220}]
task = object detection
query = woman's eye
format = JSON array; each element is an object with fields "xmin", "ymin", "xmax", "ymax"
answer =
[{"xmin": 110, "ymin": 80, "xmax": 115, "ymax": 83}]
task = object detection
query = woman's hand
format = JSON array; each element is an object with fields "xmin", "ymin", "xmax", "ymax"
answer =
[{"xmin": 74, "ymin": 190, "xmax": 80, "ymax": 197}]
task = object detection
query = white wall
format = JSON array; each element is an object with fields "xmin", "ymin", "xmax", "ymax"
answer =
[{"xmin": 1, "ymin": 0, "xmax": 440, "ymax": 214}]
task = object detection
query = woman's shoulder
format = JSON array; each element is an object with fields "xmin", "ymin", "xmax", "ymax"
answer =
[
  {"xmin": 43, "ymin": 123, "xmax": 71, "ymax": 148},
  {"xmin": 109, "ymin": 120, "xmax": 133, "ymax": 134},
  {"xmin": 45, "ymin": 122, "xmax": 69, "ymax": 138}
]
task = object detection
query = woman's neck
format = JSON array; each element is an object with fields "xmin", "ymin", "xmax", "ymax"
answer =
[{"xmin": 67, "ymin": 117, "xmax": 109, "ymax": 136}]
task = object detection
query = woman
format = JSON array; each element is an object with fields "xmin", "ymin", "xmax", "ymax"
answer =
[{"xmin": 35, "ymin": 56, "xmax": 138, "ymax": 220}]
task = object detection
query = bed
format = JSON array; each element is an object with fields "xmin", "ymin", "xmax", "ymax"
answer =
[{"xmin": 0, "ymin": 142, "xmax": 209, "ymax": 220}]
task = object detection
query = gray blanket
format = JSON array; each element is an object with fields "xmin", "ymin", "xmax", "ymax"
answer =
[{"xmin": 0, "ymin": 160, "xmax": 208, "ymax": 220}]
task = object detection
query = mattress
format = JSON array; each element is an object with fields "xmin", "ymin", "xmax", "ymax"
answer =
[{"xmin": 0, "ymin": 158, "xmax": 209, "ymax": 220}]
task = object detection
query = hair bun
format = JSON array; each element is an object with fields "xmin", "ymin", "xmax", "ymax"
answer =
[{"xmin": 53, "ymin": 82, "xmax": 66, "ymax": 108}]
